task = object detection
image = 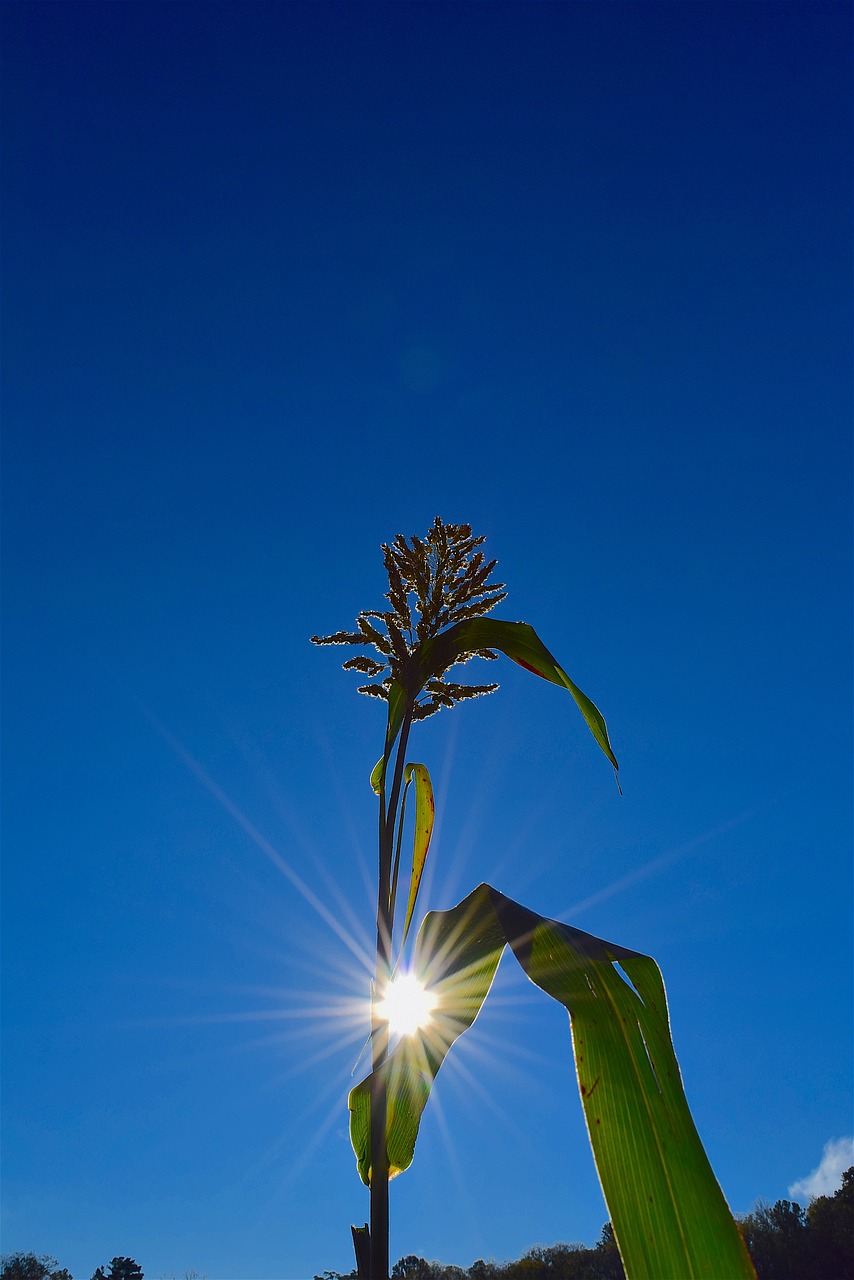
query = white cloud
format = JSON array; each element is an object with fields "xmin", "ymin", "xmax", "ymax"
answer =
[{"xmin": 789, "ymin": 1136, "xmax": 854, "ymax": 1200}]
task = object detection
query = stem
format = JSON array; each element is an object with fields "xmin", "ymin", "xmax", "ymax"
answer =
[{"xmin": 370, "ymin": 708, "xmax": 414, "ymax": 1280}]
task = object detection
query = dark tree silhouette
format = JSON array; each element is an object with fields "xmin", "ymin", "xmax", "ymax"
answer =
[
  {"xmin": 0, "ymin": 1256, "xmax": 72, "ymax": 1280},
  {"xmin": 738, "ymin": 1198, "xmax": 809, "ymax": 1280},
  {"xmin": 392, "ymin": 1261, "xmax": 435, "ymax": 1280},
  {"xmin": 806, "ymin": 1165, "xmax": 854, "ymax": 1278},
  {"xmin": 738, "ymin": 1168, "xmax": 854, "ymax": 1280},
  {"xmin": 91, "ymin": 1261, "xmax": 143, "ymax": 1280}
]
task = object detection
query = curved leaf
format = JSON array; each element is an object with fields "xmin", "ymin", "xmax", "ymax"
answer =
[
  {"xmin": 399, "ymin": 763, "xmax": 435, "ymax": 952},
  {"xmin": 384, "ymin": 619, "xmax": 618, "ymax": 771},
  {"xmin": 349, "ymin": 885, "xmax": 505, "ymax": 1183},
  {"xmin": 433, "ymin": 619, "xmax": 618, "ymax": 770},
  {"xmin": 370, "ymin": 756, "xmax": 386, "ymax": 795},
  {"xmin": 350, "ymin": 884, "xmax": 754, "ymax": 1280}
]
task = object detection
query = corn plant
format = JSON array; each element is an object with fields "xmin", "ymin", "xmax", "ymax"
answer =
[{"xmin": 312, "ymin": 519, "xmax": 754, "ymax": 1280}]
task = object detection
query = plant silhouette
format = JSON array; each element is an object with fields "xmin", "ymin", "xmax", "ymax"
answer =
[{"xmin": 313, "ymin": 518, "xmax": 754, "ymax": 1280}]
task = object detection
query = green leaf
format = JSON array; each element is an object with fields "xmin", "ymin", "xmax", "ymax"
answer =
[
  {"xmin": 399, "ymin": 763, "xmax": 434, "ymax": 951},
  {"xmin": 432, "ymin": 619, "xmax": 618, "ymax": 770},
  {"xmin": 349, "ymin": 884, "xmax": 505, "ymax": 1183},
  {"xmin": 370, "ymin": 756, "xmax": 385, "ymax": 795},
  {"xmin": 383, "ymin": 619, "xmax": 618, "ymax": 771},
  {"xmin": 350, "ymin": 884, "xmax": 754, "ymax": 1280},
  {"xmin": 385, "ymin": 678, "xmax": 408, "ymax": 752}
]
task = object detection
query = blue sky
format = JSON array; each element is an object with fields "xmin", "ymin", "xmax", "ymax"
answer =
[{"xmin": 2, "ymin": 2, "xmax": 851, "ymax": 1277}]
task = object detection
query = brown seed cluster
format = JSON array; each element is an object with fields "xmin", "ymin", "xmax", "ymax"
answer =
[{"xmin": 311, "ymin": 517, "xmax": 507, "ymax": 720}]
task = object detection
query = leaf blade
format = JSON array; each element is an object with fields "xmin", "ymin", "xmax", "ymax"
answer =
[
  {"xmin": 370, "ymin": 756, "xmax": 385, "ymax": 795},
  {"xmin": 491, "ymin": 890, "xmax": 754, "ymax": 1279},
  {"xmin": 348, "ymin": 884, "xmax": 505, "ymax": 1184},
  {"xmin": 351, "ymin": 884, "xmax": 754, "ymax": 1280},
  {"xmin": 436, "ymin": 619, "xmax": 618, "ymax": 770},
  {"xmin": 392, "ymin": 619, "xmax": 617, "ymax": 770},
  {"xmin": 399, "ymin": 763, "xmax": 435, "ymax": 952}
]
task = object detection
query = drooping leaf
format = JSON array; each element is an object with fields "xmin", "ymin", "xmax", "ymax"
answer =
[
  {"xmin": 399, "ymin": 763, "xmax": 434, "ymax": 951},
  {"xmin": 350, "ymin": 884, "xmax": 754, "ymax": 1280},
  {"xmin": 383, "ymin": 619, "xmax": 618, "ymax": 771},
  {"xmin": 491, "ymin": 891, "xmax": 755, "ymax": 1280},
  {"xmin": 430, "ymin": 619, "xmax": 618, "ymax": 770}
]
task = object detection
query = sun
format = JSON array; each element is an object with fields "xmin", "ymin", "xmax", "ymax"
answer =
[{"xmin": 377, "ymin": 972, "xmax": 438, "ymax": 1037}]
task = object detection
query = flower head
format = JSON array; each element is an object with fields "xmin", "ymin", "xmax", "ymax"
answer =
[{"xmin": 311, "ymin": 517, "xmax": 507, "ymax": 720}]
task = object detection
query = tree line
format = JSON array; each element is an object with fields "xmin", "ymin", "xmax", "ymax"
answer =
[
  {"xmin": 0, "ymin": 1260, "xmax": 203, "ymax": 1280},
  {"xmin": 317, "ymin": 1167, "xmax": 853, "ymax": 1280},
  {"xmin": 0, "ymin": 1259, "xmax": 142, "ymax": 1280},
  {"xmin": 4, "ymin": 1168, "xmax": 850, "ymax": 1280}
]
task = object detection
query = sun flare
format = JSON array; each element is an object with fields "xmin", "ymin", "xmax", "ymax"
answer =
[{"xmin": 377, "ymin": 972, "xmax": 438, "ymax": 1037}]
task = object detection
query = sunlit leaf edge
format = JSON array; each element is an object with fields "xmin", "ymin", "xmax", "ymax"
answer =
[
  {"xmin": 383, "ymin": 619, "xmax": 618, "ymax": 771},
  {"xmin": 399, "ymin": 763, "xmax": 434, "ymax": 951}
]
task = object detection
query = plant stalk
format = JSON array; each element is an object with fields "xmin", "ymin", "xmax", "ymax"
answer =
[{"xmin": 369, "ymin": 709, "xmax": 413, "ymax": 1280}]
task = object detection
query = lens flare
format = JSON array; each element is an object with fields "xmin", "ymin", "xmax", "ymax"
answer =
[{"xmin": 377, "ymin": 972, "xmax": 438, "ymax": 1037}]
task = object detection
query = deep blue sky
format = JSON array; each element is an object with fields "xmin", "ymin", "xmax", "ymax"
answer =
[{"xmin": 2, "ymin": 2, "xmax": 851, "ymax": 1278}]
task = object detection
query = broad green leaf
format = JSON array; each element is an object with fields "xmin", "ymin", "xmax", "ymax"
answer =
[
  {"xmin": 349, "ymin": 884, "xmax": 505, "ymax": 1183},
  {"xmin": 350, "ymin": 884, "xmax": 754, "ymax": 1280},
  {"xmin": 492, "ymin": 891, "xmax": 755, "ymax": 1279},
  {"xmin": 384, "ymin": 620, "xmax": 618, "ymax": 771},
  {"xmin": 399, "ymin": 763, "xmax": 435, "ymax": 951}
]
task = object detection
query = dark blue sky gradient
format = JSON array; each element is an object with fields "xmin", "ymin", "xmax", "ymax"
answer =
[{"xmin": 3, "ymin": 3, "xmax": 851, "ymax": 1278}]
